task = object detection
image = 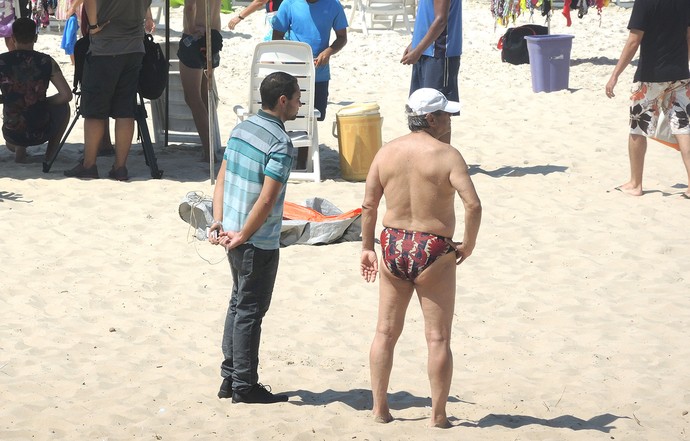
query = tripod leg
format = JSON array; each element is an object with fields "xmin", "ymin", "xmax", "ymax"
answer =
[
  {"xmin": 136, "ymin": 100, "xmax": 163, "ymax": 179},
  {"xmin": 43, "ymin": 110, "xmax": 81, "ymax": 173}
]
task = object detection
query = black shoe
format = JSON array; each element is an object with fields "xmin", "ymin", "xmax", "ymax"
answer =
[
  {"xmin": 218, "ymin": 377, "xmax": 232, "ymax": 399},
  {"xmin": 231, "ymin": 383, "xmax": 288, "ymax": 404}
]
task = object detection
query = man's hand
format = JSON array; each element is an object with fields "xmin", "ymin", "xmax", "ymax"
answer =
[
  {"xmin": 400, "ymin": 44, "xmax": 421, "ymax": 65},
  {"xmin": 218, "ymin": 231, "xmax": 246, "ymax": 251},
  {"xmin": 447, "ymin": 240, "xmax": 472, "ymax": 265},
  {"xmin": 227, "ymin": 16, "xmax": 242, "ymax": 30},
  {"xmin": 208, "ymin": 223, "xmax": 223, "ymax": 245},
  {"xmin": 314, "ymin": 48, "xmax": 333, "ymax": 67},
  {"xmin": 361, "ymin": 250, "xmax": 378, "ymax": 283},
  {"xmin": 89, "ymin": 20, "xmax": 110, "ymax": 35},
  {"xmin": 605, "ymin": 76, "xmax": 617, "ymax": 98}
]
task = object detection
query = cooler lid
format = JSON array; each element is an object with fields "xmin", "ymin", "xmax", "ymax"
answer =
[{"xmin": 337, "ymin": 102, "xmax": 380, "ymax": 117}]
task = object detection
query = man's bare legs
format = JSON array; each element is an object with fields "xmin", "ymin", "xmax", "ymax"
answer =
[
  {"xmin": 179, "ymin": 63, "xmax": 211, "ymax": 161},
  {"xmin": 415, "ymin": 252, "xmax": 457, "ymax": 428},
  {"xmin": 676, "ymin": 134, "xmax": 690, "ymax": 198},
  {"xmin": 617, "ymin": 133, "xmax": 646, "ymax": 196},
  {"xmin": 113, "ymin": 117, "xmax": 135, "ymax": 170},
  {"xmin": 82, "ymin": 118, "xmax": 107, "ymax": 169},
  {"xmin": 370, "ymin": 268, "xmax": 414, "ymax": 423}
]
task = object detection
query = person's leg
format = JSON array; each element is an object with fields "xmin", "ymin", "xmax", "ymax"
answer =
[
  {"xmin": 617, "ymin": 134, "xmax": 647, "ymax": 196},
  {"xmin": 230, "ymin": 244, "xmax": 279, "ymax": 392},
  {"xmin": 82, "ymin": 118, "xmax": 106, "ymax": 168},
  {"xmin": 112, "ymin": 117, "xmax": 135, "ymax": 170},
  {"xmin": 45, "ymin": 102, "xmax": 70, "ymax": 162},
  {"xmin": 179, "ymin": 63, "xmax": 211, "ymax": 160},
  {"xmin": 676, "ymin": 134, "xmax": 690, "ymax": 197},
  {"xmin": 109, "ymin": 52, "xmax": 143, "ymax": 176},
  {"xmin": 414, "ymin": 252, "xmax": 457, "ymax": 428},
  {"xmin": 370, "ymin": 264, "xmax": 414, "ymax": 423},
  {"xmin": 219, "ymin": 250, "xmax": 240, "ymax": 398},
  {"xmin": 10, "ymin": 143, "xmax": 27, "ymax": 163},
  {"xmin": 314, "ymin": 81, "xmax": 328, "ymax": 122}
]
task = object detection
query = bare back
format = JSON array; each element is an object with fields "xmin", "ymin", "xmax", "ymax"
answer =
[
  {"xmin": 183, "ymin": 0, "xmax": 221, "ymax": 34},
  {"xmin": 373, "ymin": 131, "xmax": 472, "ymax": 238}
]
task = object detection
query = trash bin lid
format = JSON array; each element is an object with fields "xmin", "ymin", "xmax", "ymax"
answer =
[{"xmin": 337, "ymin": 102, "xmax": 380, "ymax": 117}]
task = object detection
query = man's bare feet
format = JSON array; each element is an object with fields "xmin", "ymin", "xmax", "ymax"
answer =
[
  {"xmin": 613, "ymin": 183, "xmax": 643, "ymax": 196},
  {"xmin": 373, "ymin": 413, "xmax": 393, "ymax": 424},
  {"xmin": 430, "ymin": 418, "xmax": 452, "ymax": 428}
]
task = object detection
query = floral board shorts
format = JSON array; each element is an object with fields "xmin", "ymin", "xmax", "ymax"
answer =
[{"xmin": 629, "ymin": 79, "xmax": 690, "ymax": 136}]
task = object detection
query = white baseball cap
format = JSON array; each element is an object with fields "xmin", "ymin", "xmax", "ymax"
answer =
[{"xmin": 407, "ymin": 88, "xmax": 461, "ymax": 116}]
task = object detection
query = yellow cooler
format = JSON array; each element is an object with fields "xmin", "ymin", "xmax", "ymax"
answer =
[{"xmin": 332, "ymin": 103, "xmax": 382, "ymax": 181}]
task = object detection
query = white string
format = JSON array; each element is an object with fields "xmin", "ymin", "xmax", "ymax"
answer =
[{"xmin": 184, "ymin": 190, "xmax": 226, "ymax": 265}]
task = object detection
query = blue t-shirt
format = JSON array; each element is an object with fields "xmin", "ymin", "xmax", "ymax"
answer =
[
  {"xmin": 411, "ymin": 0, "xmax": 462, "ymax": 58},
  {"xmin": 272, "ymin": 0, "xmax": 348, "ymax": 82}
]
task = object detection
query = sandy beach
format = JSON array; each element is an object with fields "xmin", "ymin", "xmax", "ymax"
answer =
[{"xmin": 2, "ymin": 1, "xmax": 690, "ymax": 439}]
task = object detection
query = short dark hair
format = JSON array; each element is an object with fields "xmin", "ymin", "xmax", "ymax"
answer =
[
  {"xmin": 12, "ymin": 18, "xmax": 37, "ymax": 45},
  {"xmin": 260, "ymin": 72, "xmax": 299, "ymax": 110}
]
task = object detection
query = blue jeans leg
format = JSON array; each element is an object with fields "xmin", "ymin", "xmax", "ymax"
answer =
[{"xmin": 220, "ymin": 244, "xmax": 279, "ymax": 392}]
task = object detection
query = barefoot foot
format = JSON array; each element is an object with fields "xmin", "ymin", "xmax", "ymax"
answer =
[
  {"xmin": 613, "ymin": 183, "xmax": 642, "ymax": 197},
  {"xmin": 430, "ymin": 418, "xmax": 451, "ymax": 428},
  {"xmin": 373, "ymin": 413, "xmax": 393, "ymax": 424}
]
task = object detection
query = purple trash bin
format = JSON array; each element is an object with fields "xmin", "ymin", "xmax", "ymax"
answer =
[{"xmin": 525, "ymin": 34, "xmax": 574, "ymax": 93}]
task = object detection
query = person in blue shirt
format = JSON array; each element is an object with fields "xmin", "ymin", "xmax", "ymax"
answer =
[
  {"xmin": 271, "ymin": 0, "xmax": 348, "ymax": 122},
  {"xmin": 402, "ymin": 0, "xmax": 462, "ymax": 143}
]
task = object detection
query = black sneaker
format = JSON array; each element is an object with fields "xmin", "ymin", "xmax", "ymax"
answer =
[
  {"xmin": 231, "ymin": 384, "xmax": 288, "ymax": 404},
  {"xmin": 218, "ymin": 377, "xmax": 232, "ymax": 399}
]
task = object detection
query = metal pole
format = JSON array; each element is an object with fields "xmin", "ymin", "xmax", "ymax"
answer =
[
  {"xmin": 205, "ymin": 0, "xmax": 216, "ymax": 185},
  {"xmin": 165, "ymin": 0, "xmax": 170, "ymax": 148}
]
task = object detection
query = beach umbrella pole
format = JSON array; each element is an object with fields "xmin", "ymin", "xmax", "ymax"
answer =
[{"xmin": 205, "ymin": 0, "xmax": 216, "ymax": 185}]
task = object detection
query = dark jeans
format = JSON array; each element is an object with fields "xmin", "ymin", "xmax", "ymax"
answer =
[
  {"xmin": 314, "ymin": 81, "xmax": 329, "ymax": 121},
  {"xmin": 220, "ymin": 243, "xmax": 279, "ymax": 392}
]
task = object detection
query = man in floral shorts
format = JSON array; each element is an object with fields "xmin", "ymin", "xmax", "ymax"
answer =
[{"xmin": 606, "ymin": 0, "xmax": 690, "ymax": 198}]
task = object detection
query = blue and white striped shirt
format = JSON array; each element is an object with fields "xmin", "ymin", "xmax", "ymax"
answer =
[{"xmin": 222, "ymin": 110, "xmax": 294, "ymax": 250}]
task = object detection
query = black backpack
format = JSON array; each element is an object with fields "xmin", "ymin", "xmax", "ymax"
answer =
[
  {"xmin": 138, "ymin": 33, "xmax": 169, "ymax": 100},
  {"xmin": 498, "ymin": 24, "xmax": 549, "ymax": 65}
]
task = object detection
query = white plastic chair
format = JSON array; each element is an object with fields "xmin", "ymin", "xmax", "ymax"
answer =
[
  {"xmin": 234, "ymin": 41, "xmax": 321, "ymax": 182},
  {"xmin": 366, "ymin": 0, "xmax": 413, "ymax": 33}
]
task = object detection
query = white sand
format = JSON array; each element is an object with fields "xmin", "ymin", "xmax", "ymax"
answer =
[{"xmin": 2, "ymin": 1, "xmax": 690, "ymax": 440}]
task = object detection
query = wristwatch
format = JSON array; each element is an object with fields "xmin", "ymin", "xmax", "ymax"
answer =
[{"xmin": 88, "ymin": 23, "xmax": 98, "ymax": 30}]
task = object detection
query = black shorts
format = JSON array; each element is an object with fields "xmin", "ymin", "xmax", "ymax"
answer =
[
  {"xmin": 177, "ymin": 30, "xmax": 223, "ymax": 69},
  {"xmin": 80, "ymin": 52, "xmax": 143, "ymax": 119}
]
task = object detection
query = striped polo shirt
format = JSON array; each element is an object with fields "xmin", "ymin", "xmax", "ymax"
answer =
[{"xmin": 222, "ymin": 110, "xmax": 294, "ymax": 250}]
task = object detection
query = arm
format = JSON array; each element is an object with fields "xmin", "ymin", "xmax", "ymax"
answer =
[
  {"xmin": 209, "ymin": 159, "xmax": 227, "ymax": 244},
  {"xmin": 687, "ymin": 27, "xmax": 690, "ymax": 61},
  {"xmin": 83, "ymin": 0, "xmax": 107, "ymax": 33},
  {"xmin": 401, "ymin": 0, "xmax": 449, "ymax": 65},
  {"xmin": 360, "ymin": 156, "xmax": 383, "ymax": 282},
  {"xmin": 218, "ymin": 176, "xmax": 284, "ymax": 250},
  {"xmin": 272, "ymin": 29, "xmax": 285, "ymax": 40},
  {"xmin": 46, "ymin": 59, "xmax": 73, "ymax": 106},
  {"xmin": 448, "ymin": 152, "xmax": 481, "ymax": 264},
  {"xmin": 228, "ymin": 0, "xmax": 268, "ymax": 30},
  {"xmin": 183, "ymin": 0, "xmax": 198, "ymax": 35},
  {"xmin": 606, "ymin": 29, "xmax": 643, "ymax": 98},
  {"xmin": 67, "ymin": 0, "xmax": 83, "ymax": 17},
  {"xmin": 314, "ymin": 28, "xmax": 347, "ymax": 67},
  {"xmin": 145, "ymin": 7, "xmax": 155, "ymax": 33}
]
